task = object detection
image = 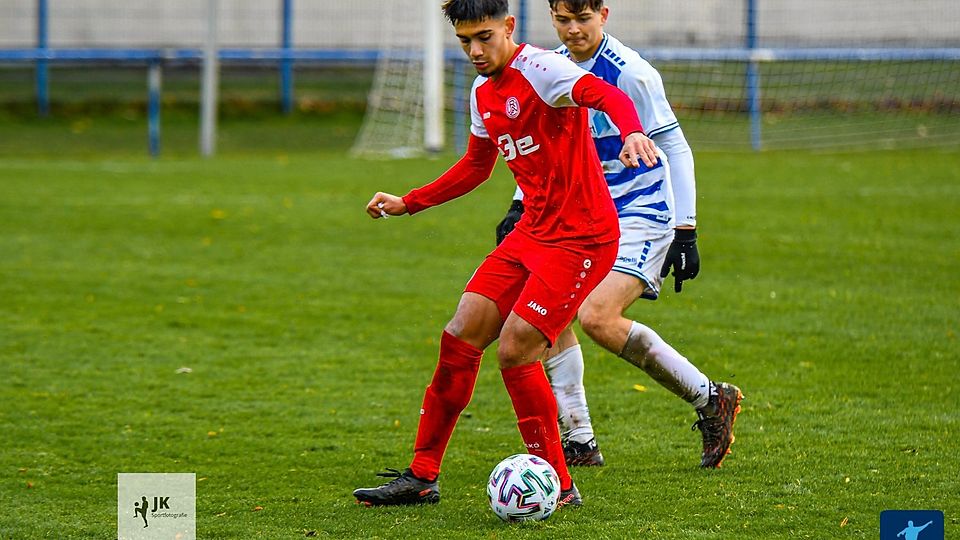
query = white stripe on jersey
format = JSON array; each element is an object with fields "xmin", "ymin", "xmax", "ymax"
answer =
[
  {"xmin": 507, "ymin": 46, "xmax": 587, "ymax": 108},
  {"xmin": 469, "ymin": 47, "xmax": 590, "ymax": 139},
  {"xmin": 469, "ymin": 75, "xmax": 490, "ymax": 139}
]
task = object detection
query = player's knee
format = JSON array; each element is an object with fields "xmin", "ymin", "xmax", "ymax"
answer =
[
  {"xmin": 496, "ymin": 338, "xmax": 541, "ymax": 370},
  {"xmin": 447, "ymin": 325, "xmax": 499, "ymax": 351},
  {"xmin": 444, "ymin": 294, "xmax": 501, "ymax": 349},
  {"xmin": 443, "ymin": 317, "xmax": 466, "ymax": 339},
  {"xmin": 444, "ymin": 315, "xmax": 494, "ymax": 350},
  {"xmin": 496, "ymin": 340, "xmax": 523, "ymax": 369},
  {"xmin": 578, "ymin": 301, "xmax": 616, "ymax": 344}
]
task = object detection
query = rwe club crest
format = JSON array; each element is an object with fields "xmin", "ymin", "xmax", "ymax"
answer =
[{"xmin": 505, "ymin": 96, "xmax": 520, "ymax": 119}]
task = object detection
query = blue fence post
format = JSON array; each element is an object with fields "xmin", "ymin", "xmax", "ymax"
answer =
[
  {"xmin": 746, "ymin": 0, "xmax": 761, "ymax": 150},
  {"xmin": 516, "ymin": 0, "xmax": 527, "ymax": 43},
  {"xmin": 280, "ymin": 0, "xmax": 294, "ymax": 114},
  {"xmin": 36, "ymin": 0, "xmax": 49, "ymax": 117},
  {"xmin": 148, "ymin": 59, "xmax": 162, "ymax": 157}
]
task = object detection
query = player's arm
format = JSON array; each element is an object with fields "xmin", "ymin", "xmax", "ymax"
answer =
[
  {"xmin": 656, "ymin": 130, "xmax": 701, "ymax": 292},
  {"xmin": 366, "ymin": 135, "xmax": 498, "ymax": 220},
  {"xmin": 381, "ymin": 76, "xmax": 500, "ymax": 219},
  {"xmin": 616, "ymin": 65, "xmax": 701, "ymax": 291},
  {"xmin": 400, "ymin": 134, "xmax": 499, "ymax": 215},
  {"xmin": 570, "ymin": 75, "xmax": 657, "ymax": 168},
  {"xmin": 655, "ymin": 129, "xmax": 697, "ymax": 228},
  {"xmin": 618, "ymin": 64, "xmax": 697, "ymax": 228}
]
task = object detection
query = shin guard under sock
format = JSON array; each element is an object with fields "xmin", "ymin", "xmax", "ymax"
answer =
[
  {"xmin": 501, "ymin": 362, "xmax": 573, "ymax": 491},
  {"xmin": 410, "ymin": 331, "xmax": 483, "ymax": 481}
]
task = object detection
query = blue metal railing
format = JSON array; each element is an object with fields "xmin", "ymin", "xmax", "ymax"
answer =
[
  {"xmin": 1, "ymin": 48, "xmax": 382, "ymax": 62},
  {"xmin": 10, "ymin": 0, "xmax": 960, "ymax": 156},
  {"xmin": 8, "ymin": 46, "xmax": 959, "ymax": 64},
  {"xmin": 4, "ymin": 42, "xmax": 959, "ymax": 157}
]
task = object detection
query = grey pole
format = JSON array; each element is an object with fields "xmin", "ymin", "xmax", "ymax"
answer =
[{"xmin": 200, "ymin": 0, "xmax": 220, "ymax": 157}]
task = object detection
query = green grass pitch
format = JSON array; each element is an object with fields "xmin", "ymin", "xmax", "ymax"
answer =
[{"xmin": 1, "ymin": 143, "xmax": 958, "ymax": 538}]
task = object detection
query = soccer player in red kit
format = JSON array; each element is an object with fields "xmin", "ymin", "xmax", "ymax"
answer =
[{"xmin": 355, "ymin": 0, "xmax": 657, "ymax": 508}]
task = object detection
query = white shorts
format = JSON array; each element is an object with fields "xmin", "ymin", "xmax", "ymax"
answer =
[{"xmin": 611, "ymin": 220, "xmax": 674, "ymax": 300}]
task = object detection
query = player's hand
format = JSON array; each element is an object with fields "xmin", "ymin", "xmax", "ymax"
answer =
[
  {"xmin": 619, "ymin": 132, "xmax": 658, "ymax": 169},
  {"xmin": 659, "ymin": 228, "xmax": 700, "ymax": 293},
  {"xmin": 366, "ymin": 192, "xmax": 407, "ymax": 219},
  {"xmin": 495, "ymin": 199, "xmax": 524, "ymax": 245}
]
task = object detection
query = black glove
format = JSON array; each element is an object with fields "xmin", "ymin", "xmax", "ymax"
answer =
[
  {"xmin": 659, "ymin": 228, "xmax": 700, "ymax": 293},
  {"xmin": 495, "ymin": 200, "xmax": 524, "ymax": 245}
]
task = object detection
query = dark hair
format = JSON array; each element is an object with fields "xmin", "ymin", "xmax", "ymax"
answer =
[
  {"xmin": 441, "ymin": 0, "xmax": 510, "ymax": 25},
  {"xmin": 548, "ymin": 0, "xmax": 604, "ymax": 13}
]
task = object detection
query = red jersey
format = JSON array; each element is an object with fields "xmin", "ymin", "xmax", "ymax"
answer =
[{"xmin": 404, "ymin": 43, "xmax": 644, "ymax": 246}]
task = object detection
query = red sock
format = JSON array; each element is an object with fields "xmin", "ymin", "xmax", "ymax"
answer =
[
  {"xmin": 501, "ymin": 362, "xmax": 573, "ymax": 491},
  {"xmin": 409, "ymin": 331, "xmax": 483, "ymax": 481}
]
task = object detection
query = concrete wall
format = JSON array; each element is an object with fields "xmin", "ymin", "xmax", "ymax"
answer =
[{"xmin": 1, "ymin": 0, "xmax": 958, "ymax": 49}]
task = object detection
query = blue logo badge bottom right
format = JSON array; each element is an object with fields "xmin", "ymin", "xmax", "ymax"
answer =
[{"xmin": 880, "ymin": 510, "xmax": 944, "ymax": 540}]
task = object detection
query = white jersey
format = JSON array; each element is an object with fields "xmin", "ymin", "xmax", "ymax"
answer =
[{"xmin": 555, "ymin": 34, "xmax": 683, "ymax": 230}]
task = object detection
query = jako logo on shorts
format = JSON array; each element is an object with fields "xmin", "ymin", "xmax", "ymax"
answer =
[{"xmin": 526, "ymin": 301, "xmax": 548, "ymax": 316}]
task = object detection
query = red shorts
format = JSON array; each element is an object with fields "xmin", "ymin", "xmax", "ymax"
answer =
[{"xmin": 464, "ymin": 231, "xmax": 618, "ymax": 345}]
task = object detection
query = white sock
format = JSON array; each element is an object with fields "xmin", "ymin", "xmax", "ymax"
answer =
[
  {"xmin": 543, "ymin": 345, "xmax": 595, "ymax": 444},
  {"xmin": 620, "ymin": 321, "xmax": 711, "ymax": 409}
]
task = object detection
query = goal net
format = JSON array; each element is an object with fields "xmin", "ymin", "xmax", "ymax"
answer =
[{"xmin": 350, "ymin": 0, "xmax": 469, "ymax": 158}]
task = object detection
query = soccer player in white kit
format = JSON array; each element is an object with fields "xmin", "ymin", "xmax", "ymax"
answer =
[{"xmin": 496, "ymin": 0, "xmax": 743, "ymax": 468}]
